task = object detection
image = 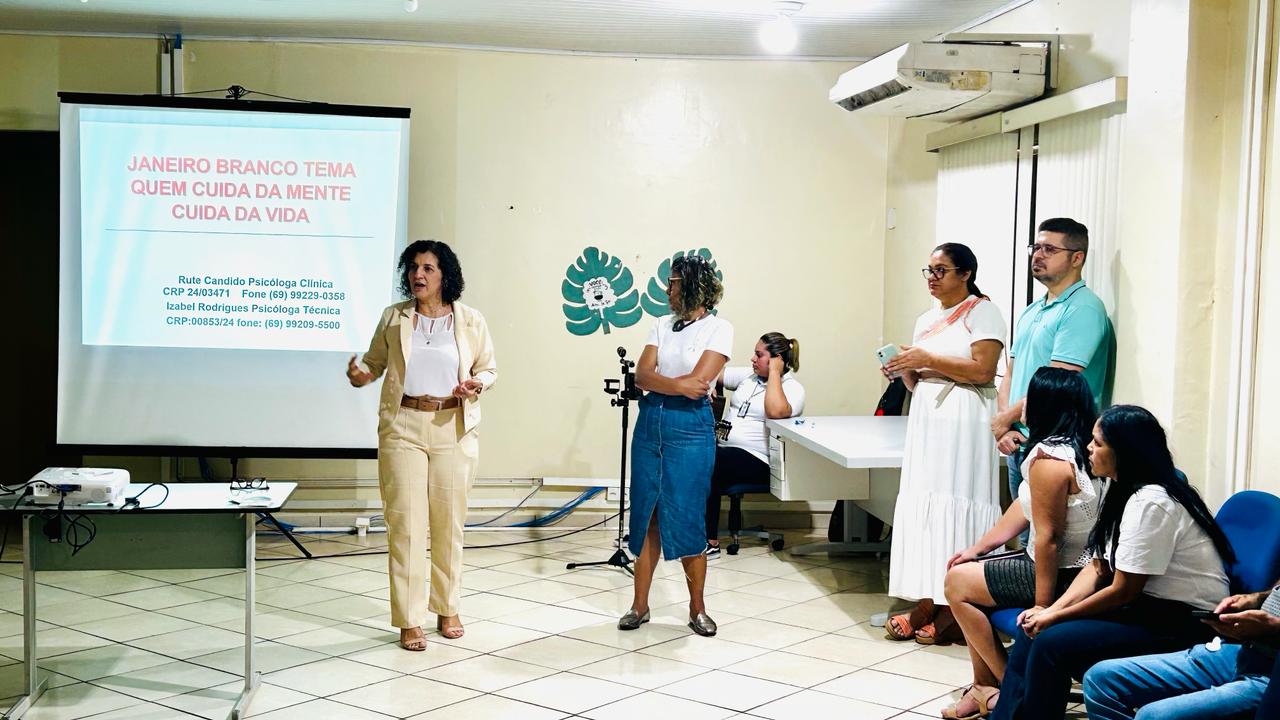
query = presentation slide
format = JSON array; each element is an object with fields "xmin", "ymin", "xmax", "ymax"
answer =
[
  {"xmin": 80, "ymin": 107, "xmax": 398, "ymax": 352},
  {"xmin": 58, "ymin": 97, "xmax": 410, "ymax": 452}
]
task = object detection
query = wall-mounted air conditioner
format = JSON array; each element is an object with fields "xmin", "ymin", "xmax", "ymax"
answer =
[{"xmin": 830, "ymin": 41, "xmax": 1049, "ymax": 122}]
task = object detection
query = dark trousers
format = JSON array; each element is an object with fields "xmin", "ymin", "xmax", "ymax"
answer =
[
  {"xmin": 704, "ymin": 445, "xmax": 768, "ymax": 541},
  {"xmin": 992, "ymin": 598, "xmax": 1214, "ymax": 720},
  {"xmin": 1259, "ymin": 652, "xmax": 1280, "ymax": 720}
]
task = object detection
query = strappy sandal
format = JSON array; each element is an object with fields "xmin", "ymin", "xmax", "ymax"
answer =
[
  {"xmin": 940, "ymin": 685, "xmax": 999, "ymax": 720},
  {"xmin": 437, "ymin": 615, "xmax": 465, "ymax": 640},
  {"xmin": 399, "ymin": 627, "xmax": 427, "ymax": 652},
  {"xmin": 916, "ymin": 615, "xmax": 966, "ymax": 646},
  {"xmin": 916, "ymin": 604, "xmax": 962, "ymax": 645},
  {"xmin": 885, "ymin": 599, "xmax": 934, "ymax": 641}
]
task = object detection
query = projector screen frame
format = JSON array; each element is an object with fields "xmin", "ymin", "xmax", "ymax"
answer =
[
  {"xmin": 57, "ymin": 92, "xmax": 412, "ymax": 120},
  {"xmin": 57, "ymin": 91, "xmax": 410, "ymax": 461}
]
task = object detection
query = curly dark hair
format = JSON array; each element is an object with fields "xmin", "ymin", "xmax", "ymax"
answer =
[
  {"xmin": 670, "ymin": 254, "xmax": 723, "ymax": 319},
  {"xmin": 397, "ymin": 239, "xmax": 465, "ymax": 303}
]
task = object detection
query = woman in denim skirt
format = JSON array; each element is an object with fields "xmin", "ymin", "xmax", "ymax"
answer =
[{"xmin": 619, "ymin": 255, "xmax": 732, "ymax": 637}]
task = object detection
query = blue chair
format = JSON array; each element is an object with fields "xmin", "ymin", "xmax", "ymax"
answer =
[
  {"xmin": 990, "ymin": 607, "xmax": 1022, "ymax": 638},
  {"xmin": 1215, "ymin": 490, "xmax": 1280, "ymax": 594}
]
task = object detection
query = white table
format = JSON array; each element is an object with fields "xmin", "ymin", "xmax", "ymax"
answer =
[
  {"xmin": 0, "ymin": 482, "xmax": 296, "ymax": 720},
  {"xmin": 765, "ymin": 416, "xmax": 906, "ymax": 555}
]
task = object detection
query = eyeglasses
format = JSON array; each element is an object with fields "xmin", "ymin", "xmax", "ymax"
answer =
[
  {"xmin": 230, "ymin": 477, "xmax": 269, "ymax": 490},
  {"xmin": 920, "ymin": 266, "xmax": 959, "ymax": 279},
  {"xmin": 1027, "ymin": 242, "xmax": 1080, "ymax": 257}
]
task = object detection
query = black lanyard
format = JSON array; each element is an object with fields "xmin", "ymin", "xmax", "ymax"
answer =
[{"xmin": 736, "ymin": 378, "xmax": 767, "ymax": 418}]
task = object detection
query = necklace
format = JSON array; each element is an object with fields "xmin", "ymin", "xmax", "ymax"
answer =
[{"xmin": 416, "ymin": 312, "xmax": 453, "ymax": 345}]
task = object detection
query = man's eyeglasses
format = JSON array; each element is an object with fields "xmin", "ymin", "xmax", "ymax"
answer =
[
  {"xmin": 1027, "ymin": 242, "xmax": 1081, "ymax": 257},
  {"xmin": 921, "ymin": 266, "xmax": 959, "ymax": 280},
  {"xmin": 230, "ymin": 477, "xmax": 269, "ymax": 490}
]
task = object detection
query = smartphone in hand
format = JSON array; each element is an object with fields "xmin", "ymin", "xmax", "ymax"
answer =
[
  {"xmin": 876, "ymin": 344, "xmax": 901, "ymax": 378},
  {"xmin": 1190, "ymin": 610, "xmax": 1220, "ymax": 621}
]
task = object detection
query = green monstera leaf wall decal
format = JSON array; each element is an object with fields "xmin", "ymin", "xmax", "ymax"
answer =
[
  {"xmin": 641, "ymin": 248, "xmax": 723, "ymax": 317},
  {"xmin": 562, "ymin": 247, "xmax": 643, "ymax": 336}
]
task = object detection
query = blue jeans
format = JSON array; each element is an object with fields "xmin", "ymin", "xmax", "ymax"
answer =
[
  {"xmin": 1083, "ymin": 643, "xmax": 1271, "ymax": 720},
  {"xmin": 1005, "ymin": 444, "xmax": 1028, "ymax": 545},
  {"xmin": 991, "ymin": 601, "xmax": 1212, "ymax": 720},
  {"xmin": 628, "ymin": 392, "xmax": 715, "ymax": 560}
]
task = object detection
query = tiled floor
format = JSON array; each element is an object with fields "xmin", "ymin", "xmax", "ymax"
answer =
[{"xmin": 0, "ymin": 527, "xmax": 1091, "ymax": 719}]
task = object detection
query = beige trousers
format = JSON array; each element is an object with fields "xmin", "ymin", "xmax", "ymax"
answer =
[{"xmin": 378, "ymin": 405, "xmax": 477, "ymax": 628}]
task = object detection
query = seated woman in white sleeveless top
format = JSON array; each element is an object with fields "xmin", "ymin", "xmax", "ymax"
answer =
[{"xmin": 938, "ymin": 367, "xmax": 1102, "ymax": 719}]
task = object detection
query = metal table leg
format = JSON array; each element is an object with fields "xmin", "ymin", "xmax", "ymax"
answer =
[
  {"xmin": 228, "ymin": 513, "xmax": 259, "ymax": 720},
  {"xmin": 4, "ymin": 518, "xmax": 47, "ymax": 720}
]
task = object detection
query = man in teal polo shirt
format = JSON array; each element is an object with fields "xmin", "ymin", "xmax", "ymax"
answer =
[{"xmin": 991, "ymin": 218, "xmax": 1114, "ymax": 531}]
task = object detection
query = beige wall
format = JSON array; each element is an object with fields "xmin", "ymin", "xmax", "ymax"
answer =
[
  {"xmin": 1250, "ymin": 1, "xmax": 1280, "ymax": 498},
  {"xmin": 1, "ymin": 36, "xmax": 889, "ymax": 496},
  {"xmin": 881, "ymin": 118, "xmax": 943, "ymax": 348}
]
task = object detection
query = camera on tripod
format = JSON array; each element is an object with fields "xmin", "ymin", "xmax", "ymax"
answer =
[{"xmin": 603, "ymin": 346, "xmax": 638, "ymax": 404}]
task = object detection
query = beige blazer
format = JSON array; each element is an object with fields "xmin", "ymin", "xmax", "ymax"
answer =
[{"xmin": 359, "ymin": 300, "xmax": 497, "ymax": 434}]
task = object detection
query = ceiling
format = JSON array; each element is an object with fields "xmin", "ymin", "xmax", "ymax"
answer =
[{"xmin": 0, "ymin": 0, "xmax": 1028, "ymax": 59}]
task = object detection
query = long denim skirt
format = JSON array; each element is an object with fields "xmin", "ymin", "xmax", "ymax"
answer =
[{"xmin": 627, "ymin": 391, "xmax": 715, "ymax": 560}]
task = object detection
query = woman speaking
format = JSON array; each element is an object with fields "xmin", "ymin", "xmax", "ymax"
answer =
[{"xmin": 346, "ymin": 239, "xmax": 497, "ymax": 652}]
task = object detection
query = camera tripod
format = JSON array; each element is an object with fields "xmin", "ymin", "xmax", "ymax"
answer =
[{"xmin": 565, "ymin": 347, "xmax": 638, "ymax": 575}]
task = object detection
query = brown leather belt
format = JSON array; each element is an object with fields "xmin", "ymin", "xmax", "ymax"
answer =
[{"xmin": 400, "ymin": 394, "xmax": 460, "ymax": 412}]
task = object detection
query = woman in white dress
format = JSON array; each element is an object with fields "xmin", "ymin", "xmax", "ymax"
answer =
[{"xmin": 883, "ymin": 242, "xmax": 1006, "ymax": 644}]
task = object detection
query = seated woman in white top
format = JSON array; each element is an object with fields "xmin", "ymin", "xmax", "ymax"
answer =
[
  {"xmin": 990, "ymin": 405, "xmax": 1237, "ymax": 720},
  {"xmin": 938, "ymin": 367, "xmax": 1102, "ymax": 719},
  {"xmin": 703, "ymin": 332, "xmax": 805, "ymax": 558}
]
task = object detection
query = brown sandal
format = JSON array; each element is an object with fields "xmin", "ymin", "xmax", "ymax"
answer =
[
  {"xmin": 916, "ymin": 608, "xmax": 964, "ymax": 646},
  {"xmin": 940, "ymin": 685, "xmax": 999, "ymax": 719},
  {"xmin": 437, "ymin": 615, "xmax": 465, "ymax": 640},
  {"xmin": 885, "ymin": 599, "xmax": 935, "ymax": 641},
  {"xmin": 399, "ymin": 627, "xmax": 427, "ymax": 652}
]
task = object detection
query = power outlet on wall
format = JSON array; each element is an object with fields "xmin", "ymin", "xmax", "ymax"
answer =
[{"xmin": 606, "ymin": 487, "xmax": 620, "ymax": 502}]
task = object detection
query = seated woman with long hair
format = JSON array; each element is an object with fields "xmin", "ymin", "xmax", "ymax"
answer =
[
  {"xmin": 937, "ymin": 367, "xmax": 1101, "ymax": 719},
  {"xmin": 990, "ymin": 405, "xmax": 1236, "ymax": 720}
]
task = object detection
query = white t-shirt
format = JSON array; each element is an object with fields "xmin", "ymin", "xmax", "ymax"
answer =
[
  {"xmin": 645, "ymin": 314, "xmax": 734, "ymax": 379},
  {"xmin": 910, "ymin": 296, "xmax": 1007, "ymax": 363},
  {"xmin": 1104, "ymin": 485, "xmax": 1229, "ymax": 611},
  {"xmin": 721, "ymin": 367, "xmax": 805, "ymax": 463},
  {"xmin": 404, "ymin": 312, "xmax": 460, "ymax": 397}
]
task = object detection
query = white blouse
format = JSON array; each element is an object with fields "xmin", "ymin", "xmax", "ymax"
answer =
[
  {"xmin": 403, "ymin": 312, "xmax": 460, "ymax": 397},
  {"xmin": 1104, "ymin": 485, "xmax": 1230, "ymax": 611},
  {"xmin": 1018, "ymin": 442, "xmax": 1102, "ymax": 568}
]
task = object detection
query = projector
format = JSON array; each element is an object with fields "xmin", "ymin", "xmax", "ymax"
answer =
[{"xmin": 28, "ymin": 467, "xmax": 130, "ymax": 506}]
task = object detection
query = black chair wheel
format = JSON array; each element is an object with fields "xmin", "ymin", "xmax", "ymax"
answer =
[
  {"xmin": 727, "ymin": 543, "xmax": 740, "ymax": 555},
  {"xmin": 771, "ymin": 538, "xmax": 784, "ymax": 551}
]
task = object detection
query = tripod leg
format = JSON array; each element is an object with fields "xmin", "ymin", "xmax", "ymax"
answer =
[{"xmin": 260, "ymin": 513, "xmax": 313, "ymax": 559}]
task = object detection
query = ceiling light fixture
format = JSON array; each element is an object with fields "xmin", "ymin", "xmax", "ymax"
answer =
[
  {"xmin": 759, "ymin": 1, "xmax": 803, "ymax": 55},
  {"xmin": 404, "ymin": 0, "xmax": 419, "ymax": 12}
]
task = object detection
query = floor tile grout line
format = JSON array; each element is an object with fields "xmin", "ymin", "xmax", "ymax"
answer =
[{"xmin": 2, "ymin": 536, "xmax": 978, "ymax": 719}]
